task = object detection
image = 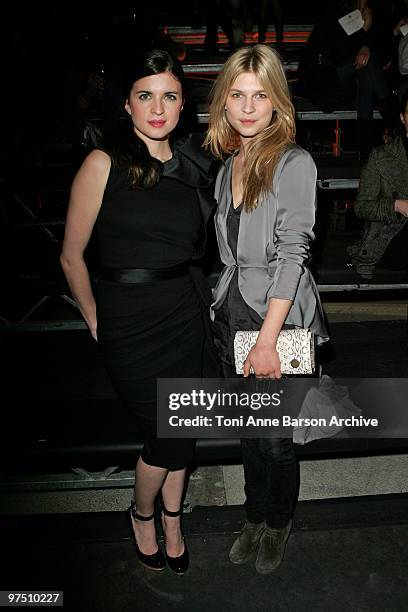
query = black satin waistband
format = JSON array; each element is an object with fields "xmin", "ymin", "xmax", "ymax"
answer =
[{"xmin": 100, "ymin": 264, "xmax": 190, "ymax": 283}]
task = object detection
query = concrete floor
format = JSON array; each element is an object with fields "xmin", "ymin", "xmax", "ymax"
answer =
[
  {"xmin": 2, "ymin": 453, "xmax": 408, "ymax": 515},
  {"xmin": 323, "ymin": 301, "xmax": 408, "ymax": 322}
]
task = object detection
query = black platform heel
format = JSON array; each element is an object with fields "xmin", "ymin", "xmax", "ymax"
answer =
[
  {"xmin": 161, "ymin": 504, "xmax": 189, "ymax": 575},
  {"xmin": 126, "ymin": 500, "xmax": 166, "ymax": 571}
]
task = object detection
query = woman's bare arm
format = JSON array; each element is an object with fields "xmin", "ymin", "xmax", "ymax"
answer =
[{"xmin": 60, "ymin": 149, "xmax": 111, "ymax": 339}]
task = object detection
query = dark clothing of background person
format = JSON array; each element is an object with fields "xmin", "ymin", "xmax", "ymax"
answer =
[
  {"xmin": 347, "ymin": 133, "xmax": 408, "ymax": 279},
  {"xmin": 297, "ymin": 0, "xmax": 398, "ymax": 155},
  {"xmin": 296, "ymin": 2, "xmax": 388, "ymax": 112},
  {"xmin": 256, "ymin": 0, "xmax": 284, "ymax": 50}
]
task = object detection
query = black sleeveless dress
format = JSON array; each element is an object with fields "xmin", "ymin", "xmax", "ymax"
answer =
[{"xmin": 95, "ymin": 145, "xmax": 215, "ymax": 469}]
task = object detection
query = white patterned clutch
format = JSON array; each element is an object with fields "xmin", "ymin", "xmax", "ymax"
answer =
[{"xmin": 234, "ymin": 329, "xmax": 315, "ymax": 375}]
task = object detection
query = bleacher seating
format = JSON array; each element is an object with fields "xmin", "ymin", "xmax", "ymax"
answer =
[
  {"xmin": 166, "ymin": 24, "xmax": 313, "ymax": 47},
  {"xmin": 4, "ymin": 397, "xmax": 408, "ymax": 477}
]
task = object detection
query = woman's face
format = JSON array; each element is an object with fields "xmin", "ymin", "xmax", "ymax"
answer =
[
  {"xmin": 125, "ymin": 71, "xmax": 183, "ymax": 143},
  {"xmin": 225, "ymin": 71, "xmax": 274, "ymax": 141}
]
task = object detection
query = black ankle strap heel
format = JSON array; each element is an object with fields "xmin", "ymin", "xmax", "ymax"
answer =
[
  {"xmin": 129, "ymin": 500, "xmax": 155, "ymax": 522},
  {"xmin": 161, "ymin": 503, "xmax": 189, "ymax": 575},
  {"xmin": 126, "ymin": 500, "xmax": 166, "ymax": 571}
]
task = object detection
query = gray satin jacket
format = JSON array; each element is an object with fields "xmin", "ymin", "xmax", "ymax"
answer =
[{"xmin": 211, "ymin": 144, "xmax": 329, "ymax": 345}]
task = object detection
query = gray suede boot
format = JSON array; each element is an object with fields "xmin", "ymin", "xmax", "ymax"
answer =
[
  {"xmin": 255, "ymin": 519, "xmax": 292, "ymax": 574},
  {"xmin": 229, "ymin": 520, "xmax": 265, "ymax": 565}
]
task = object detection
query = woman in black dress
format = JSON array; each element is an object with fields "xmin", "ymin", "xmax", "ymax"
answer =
[{"xmin": 60, "ymin": 49, "xmax": 217, "ymax": 574}]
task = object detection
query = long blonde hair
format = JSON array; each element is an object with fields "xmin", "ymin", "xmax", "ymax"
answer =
[{"xmin": 204, "ymin": 44, "xmax": 296, "ymax": 212}]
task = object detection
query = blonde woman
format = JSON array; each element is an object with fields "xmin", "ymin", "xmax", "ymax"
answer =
[{"xmin": 205, "ymin": 45, "xmax": 328, "ymax": 574}]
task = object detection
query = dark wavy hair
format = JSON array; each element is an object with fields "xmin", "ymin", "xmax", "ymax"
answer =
[{"xmin": 103, "ymin": 49, "xmax": 184, "ymax": 189}]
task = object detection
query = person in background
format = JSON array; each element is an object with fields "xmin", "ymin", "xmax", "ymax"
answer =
[
  {"xmin": 297, "ymin": 0, "xmax": 399, "ymax": 157},
  {"xmin": 347, "ymin": 91, "xmax": 408, "ymax": 279},
  {"xmin": 392, "ymin": 12, "xmax": 408, "ymax": 100},
  {"xmin": 204, "ymin": 0, "xmax": 249, "ymax": 51},
  {"xmin": 256, "ymin": 0, "xmax": 284, "ymax": 53}
]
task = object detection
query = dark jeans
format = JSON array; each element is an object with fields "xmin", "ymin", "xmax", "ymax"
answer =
[
  {"xmin": 221, "ymin": 362, "xmax": 298, "ymax": 528},
  {"xmin": 241, "ymin": 437, "xmax": 297, "ymax": 528},
  {"xmin": 336, "ymin": 52, "xmax": 390, "ymax": 120}
]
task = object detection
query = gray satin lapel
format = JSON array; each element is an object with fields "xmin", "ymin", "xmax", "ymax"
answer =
[{"xmin": 217, "ymin": 158, "xmax": 233, "ymax": 259}]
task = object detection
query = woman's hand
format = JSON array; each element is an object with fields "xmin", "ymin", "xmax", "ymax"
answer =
[
  {"xmin": 354, "ymin": 46, "xmax": 370, "ymax": 70},
  {"xmin": 243, "ymin": 298, "xmax": 292, "ymax": 379},
  {"xmin": 394, "ymin": 18, "xmax": 408, "ymax": 36},
  {"xmin": 395, "ymin": 199, "xmax": 408, "ymax": 217},
  {"xmin": 90, "ymin": 323, "xmax": 98, "ymax": 342},
  {"xmin": 243, "ymin": 341, "xmax": 282, "ymax": 379}
]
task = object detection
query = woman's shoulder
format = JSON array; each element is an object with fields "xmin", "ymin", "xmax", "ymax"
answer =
[
  {"xmin": 173, "ymin": 133, "xmax": 213, "ymax": 164},
  {"xmin": 88, "ymin": 148, "xmax": 128, "ymax": 196},
  {"xmin": 85, "ymin": 148, "xmax": 112, "ymax": 171},
  {"xmin": 75, "ymin": 149, "xmax": 112, "ymax": 189},
  {"xmin": 281, "ymin": 143, "xmax": 314, "ymax": 162},
  {"xmin": 278, "ymin": 144, "xmax": 316, "ymax": 174},
  {"xmin": 165, "ymin": 133, "xmax": 218, "ymax": 187}
]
